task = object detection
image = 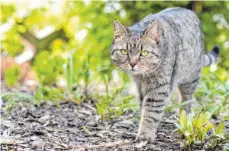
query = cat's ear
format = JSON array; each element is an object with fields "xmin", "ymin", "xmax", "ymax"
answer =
[
  {"xmin": 113, "ymin": 20, "xmax": 128, "ymax": 41},
  {"xmin": 144, "ymin": 21, "xmax": 160, "ymax": 43}
]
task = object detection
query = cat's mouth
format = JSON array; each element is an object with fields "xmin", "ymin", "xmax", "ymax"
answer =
[{"xmin": 128, "ymin": 68, "xmax": 141, "ymax": 74}]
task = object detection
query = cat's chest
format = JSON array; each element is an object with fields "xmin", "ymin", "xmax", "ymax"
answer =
[
  {"xmin": 135, "ymin": 78, "xmax": 154, "ymax": 96},
  {"xmin": 133, "ymin": 73, "xmax": 170, "ymax": 96},
  {"xmin": 131, "ymin": 73, "xmax": 165, "ymax": 96}
]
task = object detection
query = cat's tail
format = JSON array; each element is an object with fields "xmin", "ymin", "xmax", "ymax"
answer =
[{"xmin": 203, "ymin": 45, "xmax": 220, "ymax": 66}]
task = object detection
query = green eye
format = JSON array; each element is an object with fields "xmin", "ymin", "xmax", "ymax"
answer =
[
  {"xmin": 140, "ymin": 50, "xmax": 149, "ymax": 56},
  {"xmin": 121, "ymin": 49, "xmax": 128, "ymax": 55}
]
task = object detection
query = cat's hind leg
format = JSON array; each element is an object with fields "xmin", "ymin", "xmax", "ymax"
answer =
[{"xmin": 178, "ymin": 77, "xmax": 200, "ymax": 113}]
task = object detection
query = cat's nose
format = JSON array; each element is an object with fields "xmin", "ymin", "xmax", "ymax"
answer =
[{"xmin": 130, "ymin": 62, "xmax": 137, "ymax": 68}]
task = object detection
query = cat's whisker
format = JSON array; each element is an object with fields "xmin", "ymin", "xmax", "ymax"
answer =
[
  {"xmin": 140, "ymin": 65, "xmax": 154, "ymax": 83},
  {"xmin": 117, "ymin": 66, "xmax": 124, "ymax": 72},
  {"xmin": 139, "ymin": 67, "xmax": 146, "ymax": 79}
]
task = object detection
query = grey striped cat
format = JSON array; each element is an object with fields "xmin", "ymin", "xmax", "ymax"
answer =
[{"xmin": 110, "ymin": 7, "xmax": 219, "ymax": 142}]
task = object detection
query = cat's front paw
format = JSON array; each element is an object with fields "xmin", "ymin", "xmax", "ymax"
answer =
[
  {"xmin": 134, "ymin": 133, "xmax": 152, "ymax": 148},
  {"xmin": 135, "ymin": 133, "xmax": 150, "ymax": 142},
  {"xmin": 135, "ymin": 129, "xmax": 157, "ymax": 143}
]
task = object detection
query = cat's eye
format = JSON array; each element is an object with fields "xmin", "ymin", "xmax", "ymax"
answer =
[
  {"xmin": 120, "ymin": 49, "xmax": 128, "ymax": 55},
  {"xmin": 140, "ymin": 50, "xmax": 149, "ymax": 56}
]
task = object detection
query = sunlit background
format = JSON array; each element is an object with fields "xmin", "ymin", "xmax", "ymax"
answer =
[{"xmin": 1, "ymin": 1, "xmax": 229, "ymax": 116}]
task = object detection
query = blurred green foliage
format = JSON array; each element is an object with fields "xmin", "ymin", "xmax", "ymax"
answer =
[
  {"xmin": 34, "ymin": 86, "xmax": 65, "ymax": 105},
  {"xmin": 4, "ymin": 65, "xmax": 20, "ymax": 87},
  {"xmin": 33, "ymin": 51, "xmax": 64, "ymax": 85},
  {"xmin": 1, "ymin": 1, "xmax": 228, "ymax": 84},
  {"xmin": 195, "ymin": 75, "xmax": 229, "ymax": 120},
  {"xmin": 1, "ymin": 26, "xmax": 24, "ymax": 56},
  {"xmin": 0, "ymin": 3, "xmax": 15, "ymax": 23},
  {"xmin": 95, "ymin": 76, "xmax": 136, "ymax": 120}
]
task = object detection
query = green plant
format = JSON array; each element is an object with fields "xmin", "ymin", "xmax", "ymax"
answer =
[
  {"xmin": 209, "ymin": 123, "xmax": 229, "ymax": 150},
  {"xmin": 175, "ymin": 110, "xmax": 214, "ymax": 150},
  {"xmin": 33, "ymin": 51, "xmax": 64, "ymax": 85},
  {"xmin": 95, "ymin": 92, "xmax": 136, "ymax": 121},
  {"xmin": 165, "ymin": 99, "xmax": 195, "ymax": 113},
  {"xmin": 194, "ymin": 76, "xmax": 229, "ymax": 120},
  {"xmin": 95, "ymin": 76, "xmax": 136, "ymax": 120},
  {"xmin": 79, "ymin": 52, "xmax": 91, "ymax": 98},
  {"xmin": 63, "ymin": 54, "xmax": 74, "ymax": 92},
  {"xmin": 1, "ymin": 92, "xmax": 36, "ymax": 111},
  {"xmin": 4, "ymin": 65, "xmax": 20, "ymax": 87},
  {"xmin": 34, "ymin": 85, "xmax": 65, "ymax": 105},
  {"xmin": 176, "ymin": 110, "xmax": 229, "ymax": 150}
]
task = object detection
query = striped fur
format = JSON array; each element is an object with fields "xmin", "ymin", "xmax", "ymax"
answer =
[
  {"xmin": 110, "ymin": 7, "xmax": 220, "ymax": 142},
  {"xmin": 203, "ymin": 46, "xmax": 220, "ymax": 66}
]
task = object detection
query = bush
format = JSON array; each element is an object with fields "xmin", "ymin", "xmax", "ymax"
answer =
[{"xmin": 5, "ymin": 65, "xmax": 20, "ymax": 87}]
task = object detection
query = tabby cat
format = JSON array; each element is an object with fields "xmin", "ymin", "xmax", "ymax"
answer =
[{"xmin": 110, "ymin": 7, "xmax": 219, "ymax": 142}]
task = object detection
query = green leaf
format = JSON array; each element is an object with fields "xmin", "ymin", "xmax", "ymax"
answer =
[
  {"xmin": 180, "ymin": 110, "xmax": 187, "ymax": 129},
  {"xmin": 200, "ymin": 112, "xmax": 211, "ymax": 125},
  {"xmin": 5, "ymin": 65, "xmax": 20, "ymax": 87},
  {"xmin": 202, "ymin": 123, "xmax": 214, "ymax": 142},
  {"xmin": 215, "ymin": 123, "xmax": 225, "ymax": 137}
]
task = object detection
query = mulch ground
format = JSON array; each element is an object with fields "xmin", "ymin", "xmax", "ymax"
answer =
[{"xmin": 1, "ymin": 84, "xmax": 228, "ymax": 151}]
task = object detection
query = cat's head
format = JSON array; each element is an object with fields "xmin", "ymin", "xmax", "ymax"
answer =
[{"xmin": 110, "ymin": 20, "xmax": 162, "ymax": 76}]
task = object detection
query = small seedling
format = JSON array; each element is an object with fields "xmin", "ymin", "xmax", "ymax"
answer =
[
  {"xmin": 175, "ymin": 110, "xmax": 214, "ymax": 150},
  {"xmin": 95, "ymin": 76, "xmax": 136, "ymax": 120},
  {"xmin": 1, "ymin": 92, "xmax": 36, "ymax": 111},
  {"xmin": 208, "ymin": 123, "xmax": 229, "ymax": 150}
]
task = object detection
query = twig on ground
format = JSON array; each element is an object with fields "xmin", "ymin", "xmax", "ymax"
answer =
[
  {"xmin": 0, "ymin": 139, "xmax": 24, "ymax": 145},
  {"xmin": 65, "ymin": 139, "xmax": 133, "ymax": 150}
]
